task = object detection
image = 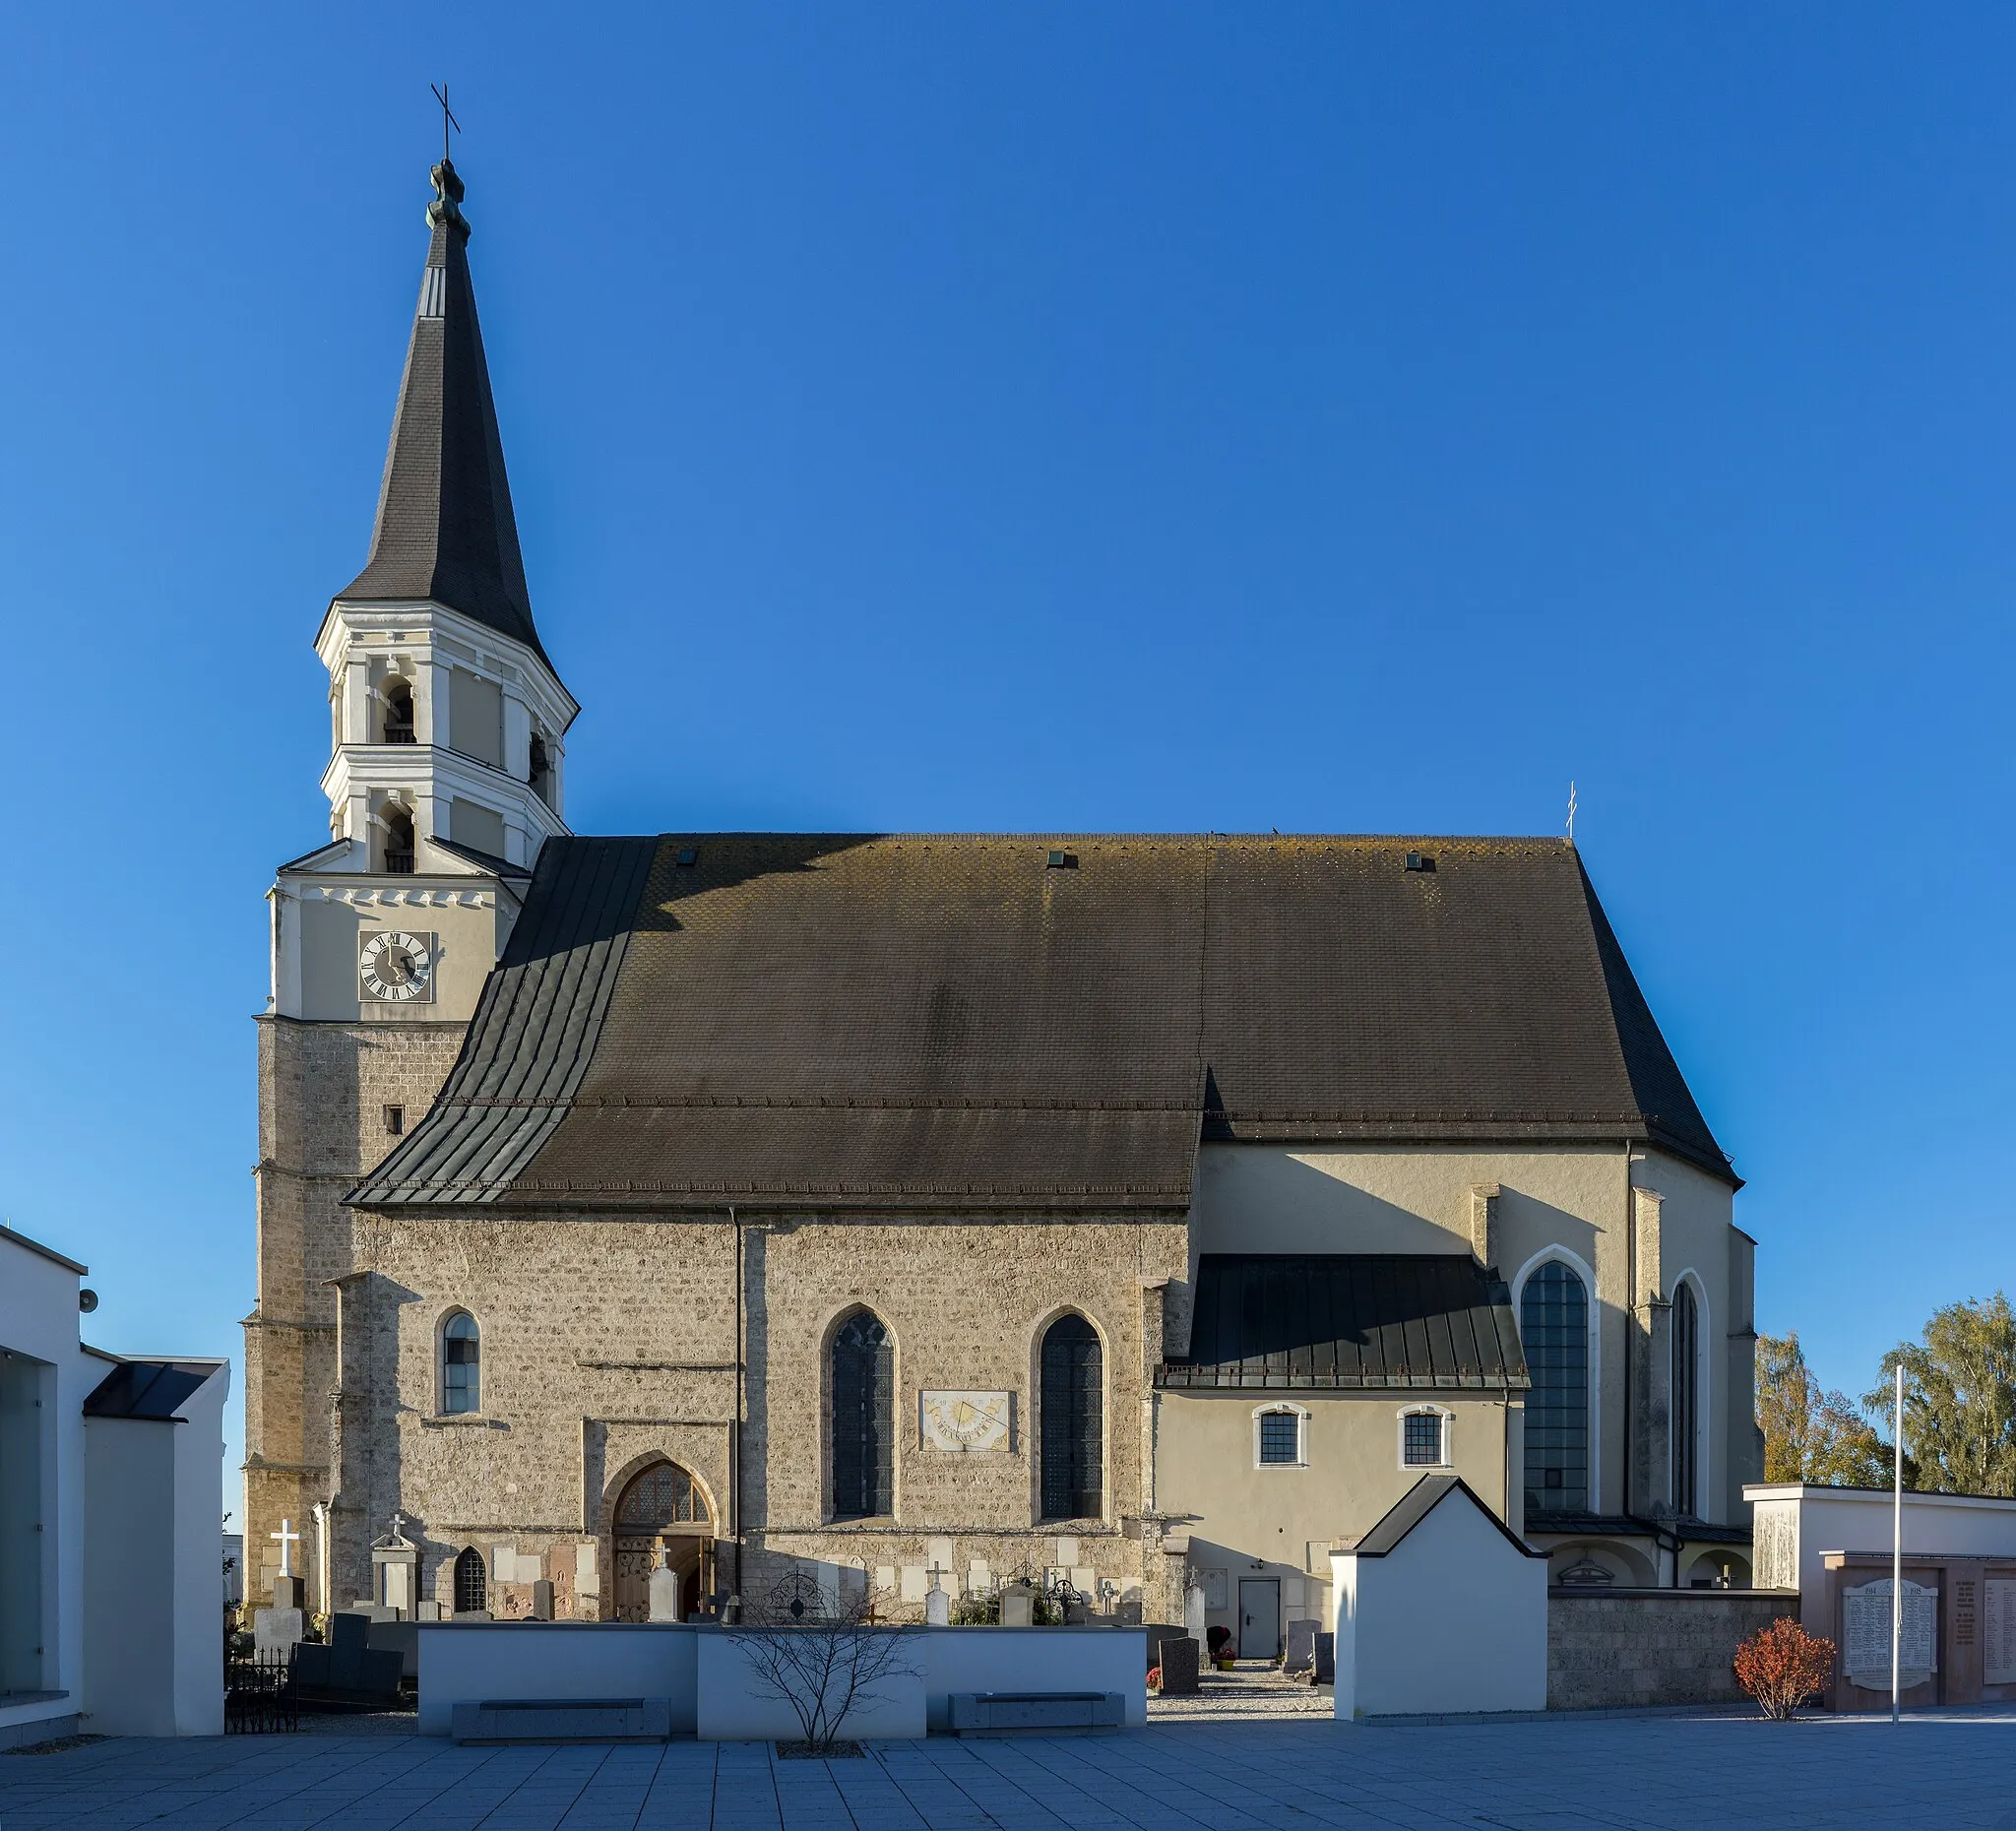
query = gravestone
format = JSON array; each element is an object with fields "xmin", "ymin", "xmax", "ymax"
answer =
[
  {"xmin": 999, "ymin": 1584, "xmax": 1035, "ymax": 1628},
  {"xmin": 291, "ymin": 1609, "xmax": 403, "ymax": 1707},
  {"xmin": 648, "ymin": 1558, "xmax": 681, "ymax": 1622},
  {"xmin": 1283, "ymin": 1618, "xmax": 1319, "ymax": 1676},
  {"xmin": 1157, "ymin": 1634, "xmax": 1200, "ymax": 1694},
  {"xmin": 1313, "ymin": 1631, "xmax": 1335, "ymax": 1685},
  {"xmin": 532, "ymin": 1579, "xmax": 554, "ymax": 1621},
  {"xmin": 253, "ymin": 1572, "xmax": 305, "ymax": 1656},
  {"xmin": 925, "ymin": 1584, "xmax": 952, "ymax": 1626},
  {"xmin": 1184, "ymin": 1581, "xmax": 1207, "ymax": 1642},
  {"xmin": 370, "ymin": 1513, "xmax": 419, "ymax": 1621}
]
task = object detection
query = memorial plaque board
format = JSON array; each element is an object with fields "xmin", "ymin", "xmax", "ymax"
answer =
[
  {"xmin": 1200, "ymin": 1567, "xmax": 1228, "ymax": 1610},
  {"xmin": 1843, "ymin": 1577, "xmax": 1936, "ymax": 1691},
  {"xmin": 1984, "ymin": 1579, "xmax": 2016, "ymax": 1684}
]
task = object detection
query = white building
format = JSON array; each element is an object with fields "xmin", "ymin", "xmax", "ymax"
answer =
[{"xmin": 0, "ymin": 1225, "xmax": 229, "ymax": 1745}]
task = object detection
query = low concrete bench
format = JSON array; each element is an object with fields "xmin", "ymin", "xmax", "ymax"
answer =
[
  {"xmin": 451, "ymin": 1697, "xmax": 672, "ymax": 1744},
  {"xmin": 948, "ymin": 1690, "xmax": 1126, "ymax": 1736}
]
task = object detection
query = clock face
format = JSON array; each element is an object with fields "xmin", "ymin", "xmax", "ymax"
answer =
[{"xmin": 359, "ymin": 930, "xmax": 437, "ymax": 1003}]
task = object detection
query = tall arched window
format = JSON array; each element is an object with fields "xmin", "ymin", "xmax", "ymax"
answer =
[
  {"xmin": 1521, "ymin": 1262, "xmax": 1589, "ymax": 1517},
  {"xmin": 1671, "ymin": 1281, "xmax": 1699, "ymax": 1516},
  {"xmin": 1040, "ymin": 1314, "xmax": 1102, "ymax": 1521},
  {"xmin": 442, "ymin": 1311, "xmax": 479, "ymax": 1415},
  {"xmin": 452, "ymin": 1546, "xmax": 487, "ymax": 1614},
  {"xmin": 830, "ymin": 1311, "xmax": 893, "ymax": 1520}
]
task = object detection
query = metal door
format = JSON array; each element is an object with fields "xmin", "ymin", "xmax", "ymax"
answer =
[{"xmin": 1237, "ymin": 1578, "xmax": 1281, "ymax": 1660}]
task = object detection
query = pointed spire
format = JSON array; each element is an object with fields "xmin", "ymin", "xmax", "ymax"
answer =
[{"xmin": 338, "ymin": 158, "xmax": 552, "ymax": 668}]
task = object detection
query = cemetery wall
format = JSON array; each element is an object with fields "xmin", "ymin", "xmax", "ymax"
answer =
[
  {"xmin": 330, "ymin": 1209, "xmax": 1186, "ymax": 1620},
  {"xmin": 1546, "ymin": 1590, "xmax": 1794, "ymax": 1711}
]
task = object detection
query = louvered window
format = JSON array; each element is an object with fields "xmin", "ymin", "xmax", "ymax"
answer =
[
  {"xmin": 830, "ymin": 1311, "xmax": 894, "ymax": 1520},
  {"xmin": 1040, "ymin": 1314, "xmax": 1102, "ymax": 1521},
  {"xmin": 453, "ymin": 1546, "xmax": 487, "ymax": 1614}
]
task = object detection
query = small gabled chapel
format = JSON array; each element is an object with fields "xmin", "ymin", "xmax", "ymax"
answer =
[{"xmin": 244, "ymin": 157, "xmax": 1761, "ymax": 1650}]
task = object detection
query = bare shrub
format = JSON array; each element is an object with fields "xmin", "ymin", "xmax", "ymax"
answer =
[{"xmin": 734, "ymin": 1568, "xmax": 918, "ymax": 1754}]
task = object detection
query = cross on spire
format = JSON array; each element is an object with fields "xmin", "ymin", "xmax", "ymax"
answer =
[{"xmin": 431, "ymin": 82, "xmax": 461, "ymax": 165}]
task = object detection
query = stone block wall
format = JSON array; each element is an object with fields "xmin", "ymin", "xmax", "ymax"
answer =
[
  {"xmin": 318, "ymin": 1207, "xmax": 1187, "ymax": 1621},
  {"xmin": 243, "ymin": 1014, "xmax": 468, "ymax": 1601},
  {"xmin": 1547, "ymin": 1590, "xmax": 1796, "ymax": 1711}
]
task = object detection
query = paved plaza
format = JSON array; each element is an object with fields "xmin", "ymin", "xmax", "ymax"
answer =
[{"xmin": 4, "ymin": 1711, "xmax": 2012, "ymax": 1831}]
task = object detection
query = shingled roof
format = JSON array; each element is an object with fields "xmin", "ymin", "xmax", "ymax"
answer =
[
  {"xmin": 333, "ymin": 159, "xmax": 550, "ymax": 667},
  {"xmin": 349, "ymin": 833, "xmax": 1733, "ymax": 1210}
]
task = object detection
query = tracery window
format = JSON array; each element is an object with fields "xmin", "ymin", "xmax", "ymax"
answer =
[
  {"xmin": 441, "ymin": 1311, "xmax": 479, "ymax": 1415},
  {"xmin": 830, "ymin": 1311, "xmax": 894, "ymax": 1520},
  {"xmin": 1671, "ymin": 1281, "xmax": 1699, "ymax": 1516},
  {"xmin": 1521, "ymin": 1262, "xmax": 1590, "ymax": 1516},
  {"xmin": 1040, "ymin": 1314, "xmax": 1102, "ymax": 1520}
]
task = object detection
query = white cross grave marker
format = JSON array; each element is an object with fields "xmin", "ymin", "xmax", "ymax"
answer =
[
  {"xmin": 390, "ymin": 1510, "xmax": 410, "ymax": 1541},
  {"xmin": 270, "ymin": 1517, "xmax": 301, "ymax": 1579}
]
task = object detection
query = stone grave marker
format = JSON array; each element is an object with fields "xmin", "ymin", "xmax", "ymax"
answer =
[
  {"xmin": 292, "ymin": 1610, "xmax": 403, "ymax": 1707},
  {"xmin": 999, "ymin": 1584, "xmax": 1035, "ymax": 1628},
  {"xmin": 1157, "ymin": 1634, "xmax": 1200, "ymax": 1694},
  {"xmin": 1284, "ymin": 1617, "xmax": 1319, "ymax": 1675}
]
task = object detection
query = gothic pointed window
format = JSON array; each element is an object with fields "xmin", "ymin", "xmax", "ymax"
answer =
[
  {"xmin": 441, "ymin": 1311, "xmax": 479, "ymax": 1415},
  {"xmin": 1521, "ymin": 1262, "xmax": 1590, "ymax": 1518},
  {"xmin": 830, "ymin": 1311, "xmax": 893, "ymax": 1521},
  {"xmin": 1040, "ymin": 1314, "xmax": 1103, "ymax": 1521},
  {"xmin": 1671, "ymin": 1281, "xmax": 1699, "ymax": 1517},
  {"xmin": 453, "ymin": 1545, "xmax": 486, "ymax": 1614}
]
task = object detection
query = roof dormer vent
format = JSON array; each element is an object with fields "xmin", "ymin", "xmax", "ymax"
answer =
[{"xmin": 1405, "ymin": 852, "xmax": 1435, "ymax": 873}]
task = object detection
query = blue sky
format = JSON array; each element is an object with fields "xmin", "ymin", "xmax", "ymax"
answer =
[{"xmin": 4, "ymin": 4, "xmax": 2012, "ymax": 1522}]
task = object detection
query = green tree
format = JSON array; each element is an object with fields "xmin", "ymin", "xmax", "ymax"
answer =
[
  {"xmin": 1865, "ymin": 1294, "xmax": 2016, "ymax": 1496},
  {"xmin": 1756, "ymin": 1332, "xmax": 1892, "ymax": 1488}
]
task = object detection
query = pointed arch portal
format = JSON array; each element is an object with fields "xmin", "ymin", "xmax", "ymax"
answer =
[{"xmin": 610, "ymin": 1459, "xmax": 715, "ymax": 1623}]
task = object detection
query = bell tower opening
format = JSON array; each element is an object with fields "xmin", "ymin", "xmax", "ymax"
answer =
[
  {"xmin": 380, "ymin": 803, "xmax": 415, "ymax": 875},
  {"xmin": 382, "ymin": 678, "xmax": 415, "ymax": 744}
]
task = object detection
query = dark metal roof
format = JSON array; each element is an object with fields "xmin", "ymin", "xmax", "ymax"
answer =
[
  {"xmin": 349, "ymin": 833, "xmax": 1734, "ymax": 1210},
  {"xmin": 1354, "ymin": 1474, "xmax": 1547, "ymax": 1558},
  {"xmin": 83, "ymin": 1360, "xmax": 217, "ymax": 1421},
  {"xmin": 430, "ymin": 836, "xmax": 534, "ymax": 879},
  {"xmin": 1161, "ymin": 1254, "xmax": 1529, "ymax": 1391},
  {"xmin": 334, "ymin": 161, "xmax": 551, "ymax": 669}
]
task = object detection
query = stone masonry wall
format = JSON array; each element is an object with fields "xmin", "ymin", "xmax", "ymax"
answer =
[
  {"xmin": 1548, "ymin": 1591, "xmax": 1796, "ymax": 1710},
  {"xmin": 328, "ymin": 1209, "xmax": 1188, "ymax": 1622},
  {"xmin": 244, "ymin": 1015, "xmax": 467, "ymax": 1601}
]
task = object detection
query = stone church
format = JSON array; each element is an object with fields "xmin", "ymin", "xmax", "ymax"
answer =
[{"xmin": 244, "ymin": 158, "xmax": 1761, "ymax": 1650}]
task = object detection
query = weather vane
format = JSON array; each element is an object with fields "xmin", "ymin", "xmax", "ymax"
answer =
[
  {"xmin": 1566, "ymin": 780, "xmax": 1578, "ymax": 843},
  {"xmin": 431, "ymin": 82, "xmax": 461, "ymax": 165}
]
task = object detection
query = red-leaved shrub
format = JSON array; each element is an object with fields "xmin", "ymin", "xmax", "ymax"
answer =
[{"xmin": 1732, "ymin": 1617, "xmax": 1835, "ymax": 1720}]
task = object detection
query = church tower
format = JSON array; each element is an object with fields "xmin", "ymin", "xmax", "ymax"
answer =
[{"xmin": 244, "ymin": 157, "xmax": 572, "ymax": 1602}]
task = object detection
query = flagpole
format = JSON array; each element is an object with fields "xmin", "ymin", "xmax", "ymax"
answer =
[{"xmin": 1892, "ymin": 1360, "xmax": 1904, "ymax": 1726}]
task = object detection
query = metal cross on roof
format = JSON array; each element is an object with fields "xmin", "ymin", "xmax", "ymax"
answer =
[{"xmin": 430, "ymin": 82, "xmax": 461, "ymax": 164}]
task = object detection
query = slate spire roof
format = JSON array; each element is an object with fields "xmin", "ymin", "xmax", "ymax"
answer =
[{"xmin": 336, "ymin": 158, "xmax": 551, "ymax": 667}]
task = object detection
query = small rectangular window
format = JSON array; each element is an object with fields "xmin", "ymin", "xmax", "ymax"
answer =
[
  {"xmin": 1258, "ymin": 1412, "xmax": 1300, "ymax": 1465},
  {"xmin": 1404, "ymin": 1412, "xmax": 1446, "ymax": 1467},
  {"xmin": 383, "ymin": 1105, "xmax": 405, "ymax": 1136}
]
